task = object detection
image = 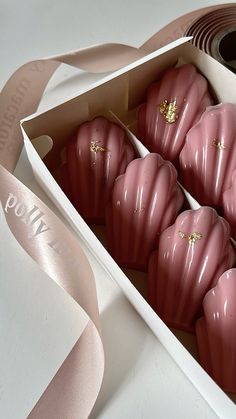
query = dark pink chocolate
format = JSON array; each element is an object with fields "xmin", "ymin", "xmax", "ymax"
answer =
[
  {"xmin": 196, "ymin": 269, "xmax": 236, "ymax": 394},
  {"xmin": 138, "ymin": 64, "xmax": 213, "ymax": 165},
  {"xmin": 180, "ymin": 103, "xmax": 236, "ymax": 207},
  {"xmin": 148, "ymin": 207, "xmax": 235, "ymax": 332},
  {"xmin": 106, "ymin": 153, "xmax": 184, "ymax": 271},
  {"xmin": 60, "ymin": 116, "xmax": 135, "ymax": 224}
]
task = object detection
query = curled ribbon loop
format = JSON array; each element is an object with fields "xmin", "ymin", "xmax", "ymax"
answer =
[{"xmin": 0, "ymin": 165, "xmax": 104, "ymax": 418}]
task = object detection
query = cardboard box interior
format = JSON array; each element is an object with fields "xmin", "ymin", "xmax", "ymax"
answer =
[{"xmin": 22, "ymin": 39, "xmax": 236, "ymax": 417}]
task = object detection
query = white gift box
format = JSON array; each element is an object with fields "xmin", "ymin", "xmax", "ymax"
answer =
[{"xmin": 22, "ymin": 38, "xmax": 236, "ymax": 418}]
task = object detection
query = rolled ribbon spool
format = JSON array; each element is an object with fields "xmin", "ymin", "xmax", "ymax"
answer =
[{"xmin": 185, "ymin": 6, "xmax": 236, "ymax": 72}]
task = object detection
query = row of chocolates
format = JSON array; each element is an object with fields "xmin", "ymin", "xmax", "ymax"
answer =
[
  {"xmin": 138, "ymin": 63, "xmax": 236, "ymax": 238},
  {"xmin": 57, "ymin": 62, "xmax": 236, "ymax": 395},
  {"xmin": 137, "ymin": 62, "xmax": 236, "ymax": 393}
]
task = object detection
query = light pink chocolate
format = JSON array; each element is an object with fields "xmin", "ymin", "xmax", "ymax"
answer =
[
  {"xmin": 106, "ymin": 153, "xmax": 184, "ymax": 271},
  {"xmin": 196, "ymin": 269, "xmax": 236, "ymax": 394},
  {"xmin": 148, "ymin": 207, "xmax": 235, "ymax": 332},
  {"xmin": 223, "ymin": 169, "xmax": 236, "ymax": 239},
  {"xmin": 60, "ymin": 116, "xmax": 135, "ymax": 224},
  {"xmin": 179, "ymin": 103, "xmax": 236, "ymax": 207},
  {"xmin": 138, "ymin": 63, "xmax": 212, "ymax": 165}
]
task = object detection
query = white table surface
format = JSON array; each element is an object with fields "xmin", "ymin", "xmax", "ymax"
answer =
[{"xmin": 0, "ymin": 1, "xmax": 234, "ymax": 418}]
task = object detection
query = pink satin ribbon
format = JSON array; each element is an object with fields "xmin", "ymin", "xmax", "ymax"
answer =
[
  {"xmin": 0, "ymin": 164, "xmax": 104, "ymax": 419},
  {"xmin": 0, "ymin": 3, "xmax": 234, "ymax": 418}
]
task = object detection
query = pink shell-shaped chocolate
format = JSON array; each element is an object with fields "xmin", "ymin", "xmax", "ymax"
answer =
[
  {"xmin": 179, "ymin": 103, "xmax": 236, "ymax": 207},
  {"xmin": 138, "ymin": 63, "xmax": 213, "ymax": 165},
  {"xmin": 196, "ymin": 269, "xmax": 236, "ymax": 393},
  {"xmin": 148, "ymin": 207, "xmax": 235, "ymax": 332},
  {"xmin": 60, "ymin": 116, "xmax": 135, "ymax": 224},
  {"xmin": 106, "ymin": 153, "xmax": 184, "ymax": 271},
  {"xmin": 223, "ymin": 169, "xmax": 236, "ymax": 239}
]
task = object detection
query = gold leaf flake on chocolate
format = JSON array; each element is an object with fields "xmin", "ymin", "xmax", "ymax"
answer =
[
  {"xmin": 178, "ymin": 231, "xmax": 202, "ymax": 245},
  {"xmin": 90, "ymin": 141, "xmax": 108, "ymax": 153},
  {"xmin": 133, "ymin": 207, "xmax": 145, "ymax": 214},
  {"xmin": 212, "ymin": 139, "xmax": 226, "ymax": 150},
  {"xmin": 159, "ymin": 99, "xmax": 178, "ymax": 124}
]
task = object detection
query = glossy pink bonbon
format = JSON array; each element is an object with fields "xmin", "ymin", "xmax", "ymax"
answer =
[
  {"xmin": 138, "ymin": 63, "xmax": 212, "ymax": 165},
  {"xmin": 148, "ymin": 207, "xmax": 235, "ymax": 332},
  {"xmin": 179, "ymin": 103, "xmax": 236, "ymax": 207},
  {"xmin": 60, "ymin": 116, "xmax": 135, "ymax": 224},
  {"xmin": 196, "ymin": 269, "xmax": 236, "ymax": 393},
  {"xmin": 223, "ymin": 169, "xmax": 236, "ymax": 239},
  {"xmin": 106, "ymin": 153, "xmax": 184, "ymax": 271}
]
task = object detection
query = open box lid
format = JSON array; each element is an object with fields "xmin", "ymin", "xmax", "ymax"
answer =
[
  {"xmin": 21, "ymin": 35, "xmax": 236, "ymax": 144},
  {"xmin": 21, "ymin": 36, "xmax": 192, "ymax": 124}
]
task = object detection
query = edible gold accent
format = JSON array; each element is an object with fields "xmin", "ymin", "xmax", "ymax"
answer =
[
  {"xmin": 90, "ymin": 141, "xmax": 107, "ymax": 153},
  {"xmin": 178, "ymin": 231, "xmax": 202, "ymax": 245},
  {"xmin": 133, "ymin": 207, "xmax": 145, "ymax": 214},
  {"xmin": 212, "ymin": 139, "xmax": 226, "ymax": 150},
  {"xmin": 159, "ymin": 99, "xmax": 178, "ymax": 123}
]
